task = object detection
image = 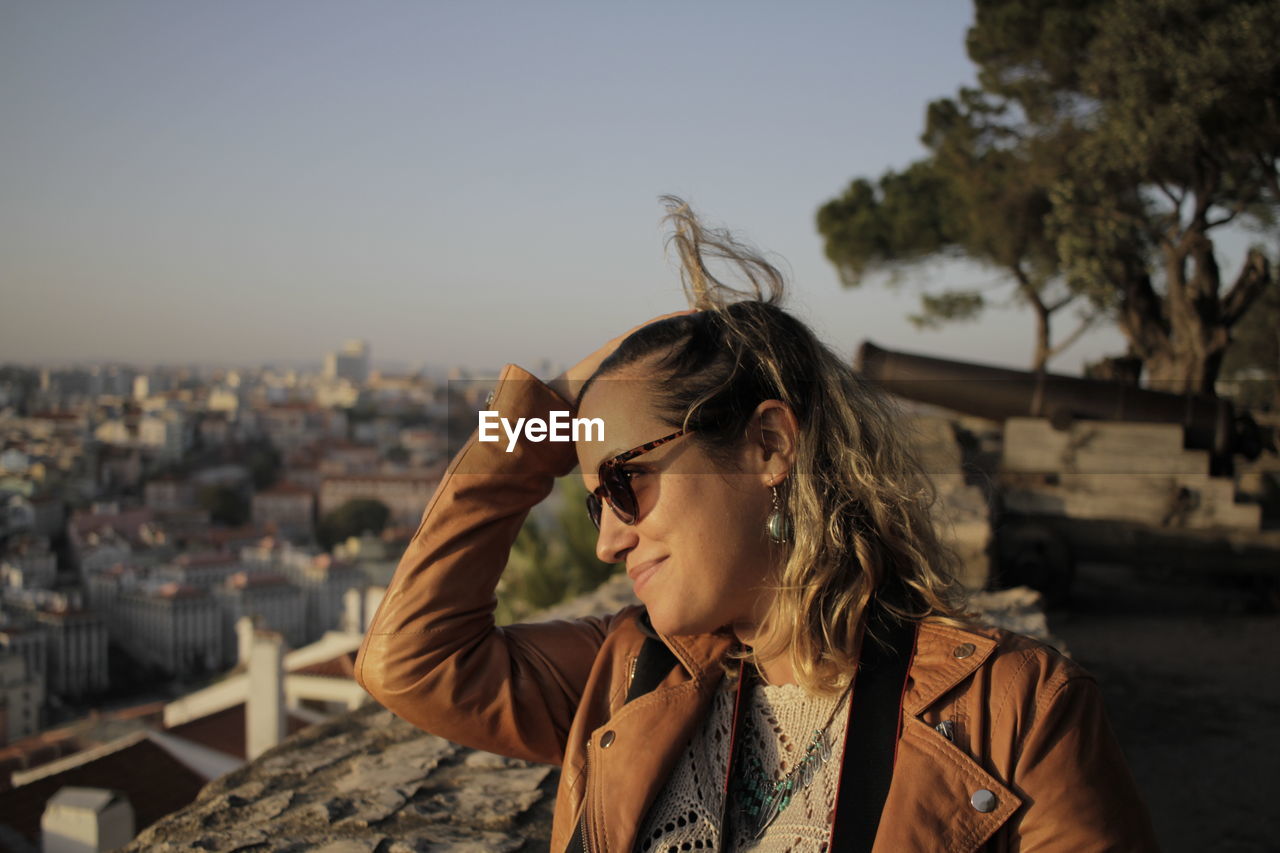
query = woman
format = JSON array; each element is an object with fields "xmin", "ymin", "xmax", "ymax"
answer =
[{"xmin": 355, "ymin": 198, "xmax": 1158, "ymax": 852}]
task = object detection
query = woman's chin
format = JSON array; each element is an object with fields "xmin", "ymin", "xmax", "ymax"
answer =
[{"xmin": 646, "ymin": 608, "xmax": 717, "ymax": 639}]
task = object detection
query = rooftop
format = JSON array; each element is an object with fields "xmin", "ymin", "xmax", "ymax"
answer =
[
  {"xmin": 226, "ymin": 571, "xmax": 290, "ymax": 590},
  {"xmin": 289, "ymin": 651, "xmax": 357, "ymax": 680},
  {"xmin": 153, "ymin": 582, "xmax": 203, "ymax": 600},
  {"xmin": 167, "ymin": 704, "xmax": 311, "ymax": 761},
  {"xmin": 0, "ymin": 734, "xmax": 207, "ymax": 848},
  {"xmin": 255, "ymin": 481, "xmax": 314, "ymax": 497},
  {"xmin": 176, "ymin": 552, "xmax": 238, "ymax": 568}
]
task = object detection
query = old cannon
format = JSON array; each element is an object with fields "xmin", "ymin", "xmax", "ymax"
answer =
[
  {"xmin": 856, "ymin": 342, "xmax": 1278, "ymax": 605},
  {"xmin": 857, "ymin": 341, "xmax": 1261, "ymax": 459}
]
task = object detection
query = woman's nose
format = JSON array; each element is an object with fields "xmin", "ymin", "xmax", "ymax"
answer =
[{"xmin": 594, "ymin": 506, "xmax": 637, "ymax": 564}]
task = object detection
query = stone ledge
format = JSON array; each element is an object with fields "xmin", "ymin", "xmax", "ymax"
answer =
[{"xmin": 125, "ymin": 704, "xmax": 560, "ymax": 852}]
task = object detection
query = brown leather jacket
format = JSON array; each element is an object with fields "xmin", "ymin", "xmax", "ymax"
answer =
[{"xmin": 354, "ymin": 364, "xmax": 1159, "ymax": 852}]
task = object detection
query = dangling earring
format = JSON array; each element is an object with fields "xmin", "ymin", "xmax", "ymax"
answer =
[{"xmin": 766, "ymin": 481, "xmax": 790, "ymax": 544}]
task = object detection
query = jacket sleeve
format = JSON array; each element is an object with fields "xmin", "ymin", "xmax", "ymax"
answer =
[
  {"xmin": 1008, "ymin": 672, "xmax": 1160, "ymax": 852},
  {"xmin": 354, "ymin": 363, "xmax": 615, "ymax": 766}
]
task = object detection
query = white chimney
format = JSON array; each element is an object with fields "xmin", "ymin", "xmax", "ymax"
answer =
[
  {"xmin": 41, "ymin": 786, "xmax": 134, "ymax": 853},
  {"xmin": 246, "ymin": 630, "xmax": 286, "ymax": 760},
  {"xmin": 363, "ymin": 586, "xmax": 385, "ymax": 631},
  {"xmin": 341, "ymin": 587, "xmax": 363, "ymax": 634},
  {"xmin": 236, "ymin": 615, "xmax": 255, "ymax": 667}
]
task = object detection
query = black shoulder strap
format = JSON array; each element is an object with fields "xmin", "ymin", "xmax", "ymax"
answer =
[{"xmin": 830, "ymin": 617, "xmax": 918, "ymax": 852}]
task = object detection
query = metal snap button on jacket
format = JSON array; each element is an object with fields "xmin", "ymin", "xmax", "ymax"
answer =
[
  {"xmin": 953, "ymin": 643, "xmax": 976, "ymax": 659},
  {"xmin": 600, "ymin": 730, "xmax": 616, "ymax": 748},
  {"xmin": 971, "ymin": 789, "xmax": 998, "ymax": 813}
]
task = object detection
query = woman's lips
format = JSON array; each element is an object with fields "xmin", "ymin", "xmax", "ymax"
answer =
[{"xmin": 628, "ymin": 557, "xmax": 666, "ymax": 597}]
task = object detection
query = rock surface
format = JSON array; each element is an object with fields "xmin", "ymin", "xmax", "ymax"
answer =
[{"xmin": 124, "ymin": 707, "xmax": 557, "ymax": 852}]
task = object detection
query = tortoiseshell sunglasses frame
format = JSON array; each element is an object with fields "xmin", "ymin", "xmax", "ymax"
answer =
[{"xmin": 585, "ymin": 429, "xmax": 689, "ymax": 529}]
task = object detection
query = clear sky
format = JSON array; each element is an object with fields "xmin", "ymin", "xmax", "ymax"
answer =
[{"xmin": 1, "ymin": 0, "xmax": 1129, "ymax": 377}]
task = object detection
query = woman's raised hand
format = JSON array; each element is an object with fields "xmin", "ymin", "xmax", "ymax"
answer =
[{"xmin": 547, "ymin": 310, "xmax": 697, "ymax": 406}]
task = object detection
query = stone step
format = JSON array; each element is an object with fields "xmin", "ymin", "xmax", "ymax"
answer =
[
  {"xmin": 1003, "ymin": 481, "xmax": 1261, "ymax": 531},
  {"xmin": 1002, "ymin": 418, "xmax": 1203, "ymax": 474}
]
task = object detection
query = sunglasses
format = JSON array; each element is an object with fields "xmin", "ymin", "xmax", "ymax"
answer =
[{"xmin": 585, "ymin": 429, "xmax": 690, "ymax": 529}]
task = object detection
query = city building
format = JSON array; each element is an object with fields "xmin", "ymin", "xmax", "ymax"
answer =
[
  {"xmin": 250, "ymin": 483, "xmax": 315, "ymax": 538},
  {"xmin": 312, "ymin": 380, "xmax": 360, "ymax": 409},
  {"xmin": 215, "ymin": 573, "xmax": 305, "ymax": 662},
  {"xmin": 323, "ymin": 340, "xmax": 369, "ymax": 386},
  {"xmin": 2, "ymin": 591, "xmax": 108, "ymax": 701},
  {"xmin": 138, "ymin": 411, "xmax": 192, "ymax": 460},
  {"xmin": 19, "ymin": 412, "xmax": 90, "ymax": 442},
  {"xmin": 1, "ymin": 493, "xmax": 36, "ymax": 540},
  {"xmin": 69, "ymin": 506, "xmax": 160, "ymax": 580},
  {"xmin": 316, "ymin": 441, "xmax": 381, "ymax": 475},
  {"xmin": 196, "ymin": 412, "xmax": 235, "ymax": 446},
  {"xmin": 144, "ymin": 475, "xmax": 195, "ymax": 512},
  {"xmin": 29, "ymin": 495, "xmax": 66, "ymax": 540},
  {"xmin": 77, "ymin": 535, "xmax": 137, "ymax": 580},
  {"xmin": 1, "ymin": 536, "xmax": 57, "ymax": 590},
  {"xmin": 158, "ymin": 553, "xmax": 244, "ymax": 591},
  {"xmin": 94, "ymin": 445, "xmax": 146, "ymax": 493},
  {"xmin": 33, "ymin": 603, "xmax": 109, "ymax": 700},
  {"xmin": 92, "ymin": 419, "xmax": 133, "ymax": 447},
  {"xmin": 318, "ymin": 470, "xmax": 442, "ymax": 527},
  {"xmin": 255, "ymin": 404, "xmax": 347, "ymax": 451},
  {"xmin": 0, "ymin": 729, "xmax": 225, "ymax": 850},
  {"xmin": 206, "ymin": 386, "xmax": 241, "ymax": 414},
  {"xmin": 240, "ymin": 543, "xmax": 365, "ymax": 642},
  {"xmin": 0, "ymin": 614, "xmax": 48, "ymax": 706},
  {"xmin": 132, "ymin": 372, "xmax": 177, "ymax": 401},
  {"xmin": 351, "ymin": 417, "xmax": 401, "ymax": 449},
  {"xmin": 1, "ymin": 448, "xmax": 30, "ymax": 476},
  {"xmin": 0, "ymin": 652, "xmax": 44, "ymax": 745},
  {"xmin": 115, "ymin": 583, "xmax": 222, "ymax": 677}
]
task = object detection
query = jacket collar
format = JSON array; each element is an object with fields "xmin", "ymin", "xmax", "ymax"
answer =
[
  {"xmin": 661, "ymin": 630, "xmax": 737, "ymax": 686},
  {"xmin": 904, "ymin": 621, "xmax": 998, "ymax": 716},
  {"xmin": 636, "ymin": 607, "xmax": 736, "ymax": 687},
  {"xmin": 647, "ymin": 614, "xmax": 997, "ymax": 715}
]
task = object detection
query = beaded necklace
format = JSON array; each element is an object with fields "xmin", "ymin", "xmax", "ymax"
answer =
[{"xmin": 729, "ymin": 673, "xmax": 854, "ymax": 841}]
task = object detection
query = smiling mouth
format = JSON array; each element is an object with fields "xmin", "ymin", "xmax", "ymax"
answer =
[{"xmin": 628, "ymin": 557, "xmax": 666, "ymax": 594}]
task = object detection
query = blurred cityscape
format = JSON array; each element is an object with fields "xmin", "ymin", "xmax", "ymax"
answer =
[{"xmin": 0, "ymin": 340, "xmax": 506, "ymax": 828}]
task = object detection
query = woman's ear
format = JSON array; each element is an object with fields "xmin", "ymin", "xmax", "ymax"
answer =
[{"xmin": 749, "ymin": 400, "xmax": 799, "ymax": 479}]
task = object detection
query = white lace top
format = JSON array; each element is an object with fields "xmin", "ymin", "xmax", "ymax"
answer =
[{"xmin": 634, "ymin": 676, "xmax": 848, "ymax": 853}]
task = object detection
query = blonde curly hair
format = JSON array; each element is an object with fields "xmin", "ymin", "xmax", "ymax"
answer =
[{"xmin": 580, "ymin": 196, "xmax": 967, "ymax": 696}]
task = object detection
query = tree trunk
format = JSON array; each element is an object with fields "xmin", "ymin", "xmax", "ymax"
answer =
[
  {"xmin": 1114, "ymin": 236, "xmax": 1272, "ymax": 395},
  {"xmin": 1142, "ymin": 347, "xmax": 1222, "ymax": 395},
  {"xmin": 1012, "ymin": 264, "xmax": 1052, "ymax": 373},
  {"xmin": 1029, "ymin": 292, "xmax": 1051, "ymax": 374}
]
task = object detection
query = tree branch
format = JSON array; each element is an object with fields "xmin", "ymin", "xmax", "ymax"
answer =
[
  {"xmin": 1256, "ymin": 153, "xmax": 1280, "ymax": 201},
  {"xmin": 1205, "ymin": 211, "xmax": 1239, "ymax": 229},
  {"xmin": 1047, "ymin": 310, "xmax": 1102, "ymax": 359},
  {"xmin": 1154, "ymin": 180, "xmax": 1184, "ymax": 212},
  {"xmin": 1222, "ymin": 249, "xmax": 1273, "ymax": 326},
  {"xmin": 1010, "ymin": 263, "xmax": 1048, "ymax": 315},
  {"xmin": 1188, "ymin": 189, "xmax": 1214, "ymax": 239},
  {"xmin": 1046, "ymin": 293, "xmax": 1076, "ymax": 314}
]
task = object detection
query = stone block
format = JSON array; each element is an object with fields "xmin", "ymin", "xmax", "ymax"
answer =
[{"xmin": 1003, "ymin": 418, "xmax": 1196, "ymax": 474}]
